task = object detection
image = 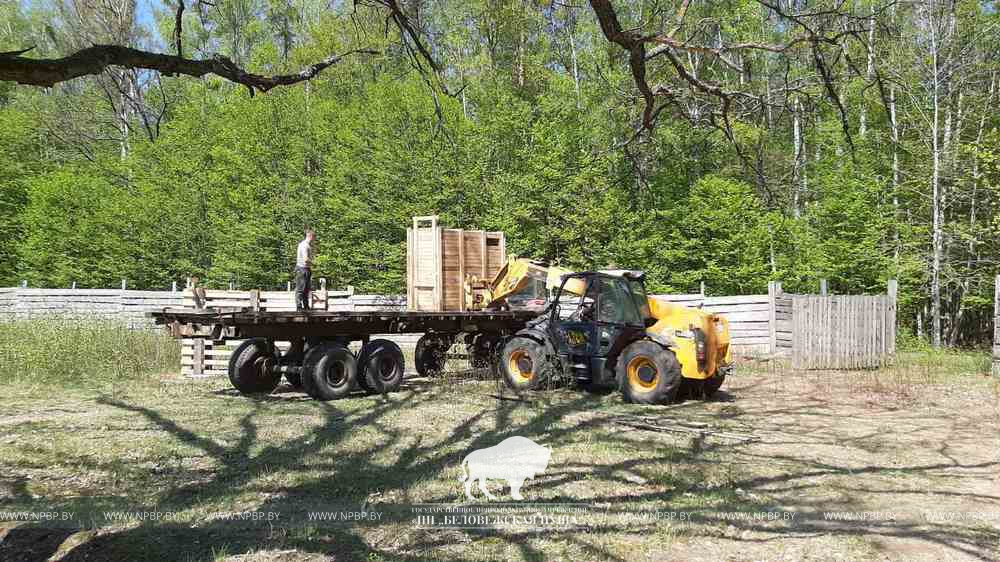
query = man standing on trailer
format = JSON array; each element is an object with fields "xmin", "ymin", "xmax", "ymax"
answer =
[{"xmin": 295, "ymin": 228, "xmax": 316, "ymax": 310}]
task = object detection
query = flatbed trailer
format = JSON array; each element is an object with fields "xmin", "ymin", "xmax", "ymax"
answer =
[{"xmin": 150, "ymin": 308, "xmax": 540, "ymax": 400}]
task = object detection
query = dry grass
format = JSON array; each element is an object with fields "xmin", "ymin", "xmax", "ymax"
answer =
[
  {"xmin": 0, "ymin": 319, "xmax": 179, "ymax": 387},
  {"xmin": 0, "ymin": 346, "xmax": 997, "ymax": 562}
]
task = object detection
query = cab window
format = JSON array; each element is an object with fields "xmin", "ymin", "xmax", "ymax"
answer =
[
  {"xmin": 598, "ymin": 278, "xmax": 642, "ymax": 325},
  {"xmin": 628, "ymin": 279, "xmax": 651, "ymax": 320}
]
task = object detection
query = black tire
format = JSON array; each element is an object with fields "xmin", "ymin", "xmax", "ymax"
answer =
[
  {"xmin": 359, "ymin": 339, "xmax": 405, "ymax": 393},
  {"xmin": 415, "ymin": 334, "xmax": 449, "ymax": 377},
  {"xmin": 617, "ymin": 340, "xmax": 682, "ymax": 405},
  {"xmin": 228, "ymin": 338, "xmax": 281, "ymax": 395},
  {"xmin": 301, "ymin": 342, "xmax": 357, "ymax": 401},
  {"xmin": 501, "ymin": 336, "xmax": 547, "ymax": 390}
]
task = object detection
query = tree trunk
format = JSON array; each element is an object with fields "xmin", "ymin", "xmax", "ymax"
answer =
[
  {"xmin": 792, "ymin": 99, "xmax": 804, "ymax": 217},
  {"xmin": 570, "ymin": 31, "xmax": 581, "ymax": 107},
  {"xmin": 859, "ymin": 5, "xmax": 875, "ymax": 138},
  {"xmin": 890, "ymin": 86, "xmax": 900, "ymax": 266},
  {"xmin": 930, "ymin": 14, "xmax": 943, "ymax": 347}
]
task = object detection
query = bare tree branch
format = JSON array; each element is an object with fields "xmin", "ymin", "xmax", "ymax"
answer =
[
  {"xmin": 0, "ymin": 45, "xmax": 378, "ymax": 94},
  {"xmin": 588, "ymin": 0, "xmax": 871, "ymax": 158},
  {"xmin": 0, "ymin": 46, "xmax": 36, "ymax": 57}
]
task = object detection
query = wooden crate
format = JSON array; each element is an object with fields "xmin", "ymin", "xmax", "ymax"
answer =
[{"xmin": 406, "ymin": 216, "xmax": 506, "ymax": 312}]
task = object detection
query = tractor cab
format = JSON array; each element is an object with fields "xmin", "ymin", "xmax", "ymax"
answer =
[{"xmin": 547, "ymin": 271, "xmax": 653, "ymax": 387}]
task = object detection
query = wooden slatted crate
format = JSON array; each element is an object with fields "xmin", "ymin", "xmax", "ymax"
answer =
[{"xmin": 406, "ymin": 215, "xmax": 506, "ymax": 312}]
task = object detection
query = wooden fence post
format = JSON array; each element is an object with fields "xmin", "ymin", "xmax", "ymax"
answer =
[
  {"xmin": 700, "ymin": 281, "xmax": 706, "ymax": 296},
  {"xmin": 993, "ymin": 275, "xmax": 999, "ymax": 377},
  {"xmin": 768, "ymin": 281, "xmax": 781, "ymax": 355},
  {"xmin": 887, "ymin": 279, "xmax": 898, "ymax": 360},
  {"xmin": 192, "ymin": 339, "xmax": 205, "ymax": 377},
  {"xmin": 121, "ymin": 279, "xmax": 127, "ymax": 290},
  {"xmin": 820, "ymin": 279, "xmax": 828, "ymax": 296},
  {"xmin": 20, "ymin": 280, "xmax": 27, "ymax": 288},
  {"xmin": 171, "ymin": 281, "xmax": 177, "ymax": 292}
]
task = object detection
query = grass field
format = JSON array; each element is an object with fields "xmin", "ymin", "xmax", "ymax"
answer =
[{"xmin": 0, "ymin": 322, "xmax": 998, "ymax": 561}]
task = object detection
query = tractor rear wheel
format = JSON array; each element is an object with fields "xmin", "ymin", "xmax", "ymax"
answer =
[
  {"xmin": 359, "ymin": 339, "xmax": 405, "ymax": 393},
  {"xmin": 301, "ymin": 342, "xmax": 358, "ymax": 401},
  {"xmin": 228, "ymin": 338, "xmax": 281, "ymax": 395},
  {"xmin": 617, "ymin": 340, "xmax": 682, "ymax": 404},
  {"xmin": 501, "ymin": 336, "xmax": 547, "ymax": 390}
]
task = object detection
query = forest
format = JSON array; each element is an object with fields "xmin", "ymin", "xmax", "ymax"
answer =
[{"xmin": 0, "ymin": 0, "xmax": 997, "ymax": 348}]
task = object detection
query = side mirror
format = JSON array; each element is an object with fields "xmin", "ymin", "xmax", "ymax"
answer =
[{"xmin": 644, "ymin": 317, "xmax": 657, "ymax": 328}]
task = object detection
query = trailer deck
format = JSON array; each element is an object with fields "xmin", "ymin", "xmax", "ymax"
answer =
[{"xmin": 151, "ymin": 308, "xmax": 540, "ymax": 339}]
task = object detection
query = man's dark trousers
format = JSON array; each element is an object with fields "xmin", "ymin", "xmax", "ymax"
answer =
[{"xmin": 295, "ymin": 266, "xmax": 312, "ymax": 310}]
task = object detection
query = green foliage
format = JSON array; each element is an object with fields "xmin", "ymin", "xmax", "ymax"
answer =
[
  {"xmin": 0, "ymin": 107, "xmax": 41, "ymax": 284},
  {"xmin": 641, "ymin": 175, "xmax": 772, "ymax": 294},
  {"xmin": 0, "ymin": 0, "xmax": 998, "ymax": 347},
  {"xmin": 17, "ymin": 166, "xmax": 131, "ymax": 287}
]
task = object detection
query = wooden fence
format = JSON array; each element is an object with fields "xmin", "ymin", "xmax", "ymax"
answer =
[
  {"xmin": 0, "ymin": 288, "xmax": 183, "ymax": 329},
  {"xmin": 790, "ymin": 281, "xmax": 897, "ymax": 370},
  {"xmin": 1, "ymin": 281, "xmax": 900, "ymax": 375}
]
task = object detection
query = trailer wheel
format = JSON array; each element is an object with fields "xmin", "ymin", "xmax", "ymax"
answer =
[
  {"xmin": 360, "ymin": 339, "xmax": 405, "ymax": 393},
  {"xmin": 501, "ymin": 336, "xmax": 547, "ymax": 390},
  {"xmin": 617, "ymin": 341, "xmax": 681, "ymax": 405},
  {"xmin": 301, "ymin": 342, "xmax": 357, "ymax": 401},
  {"xmin": 228, "ymin": 338, "xmax": 281, "ymax": 395},
  {"xmin": 415, "ymin": 335, "xmax": 449, "ymax": 377}
]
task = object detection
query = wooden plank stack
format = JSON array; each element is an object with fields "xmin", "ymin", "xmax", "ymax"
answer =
[{"xmin": 406, "ymin": 215, "xmax": 506, "ymax": 312}]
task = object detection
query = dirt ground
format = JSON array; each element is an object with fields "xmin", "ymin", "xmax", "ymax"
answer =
[{"xmin": 0, "ymin": 355, "xmax": 998, "ymax": 561}]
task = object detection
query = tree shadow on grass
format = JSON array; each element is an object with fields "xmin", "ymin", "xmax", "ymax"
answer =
[{"xmin": 3, "ymin": 378, "xmax": 998, "ymax": 561}]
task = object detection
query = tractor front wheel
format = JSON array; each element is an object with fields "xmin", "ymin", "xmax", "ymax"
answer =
[
  {"xmin": 617, "ymin": 341, "xmax": 682, "ymax": 405},
  {"xmin": 501, "ymin": 336, "xmax": 547, "ymax": 390}
]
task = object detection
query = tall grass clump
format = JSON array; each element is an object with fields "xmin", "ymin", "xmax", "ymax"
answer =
[{"xmin": 0, "ymin": 318, "xmax": 179, "ymax": 386}]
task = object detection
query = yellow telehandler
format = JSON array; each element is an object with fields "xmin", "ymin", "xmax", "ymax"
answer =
[{"xmin": 467, "ymin": 257, "xmax": 732, "ymax": 403}]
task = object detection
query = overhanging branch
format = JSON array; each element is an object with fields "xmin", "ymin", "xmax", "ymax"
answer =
[{"xmin": 0, "ymin": 45, "xmax": 378, "ymax": 93}]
